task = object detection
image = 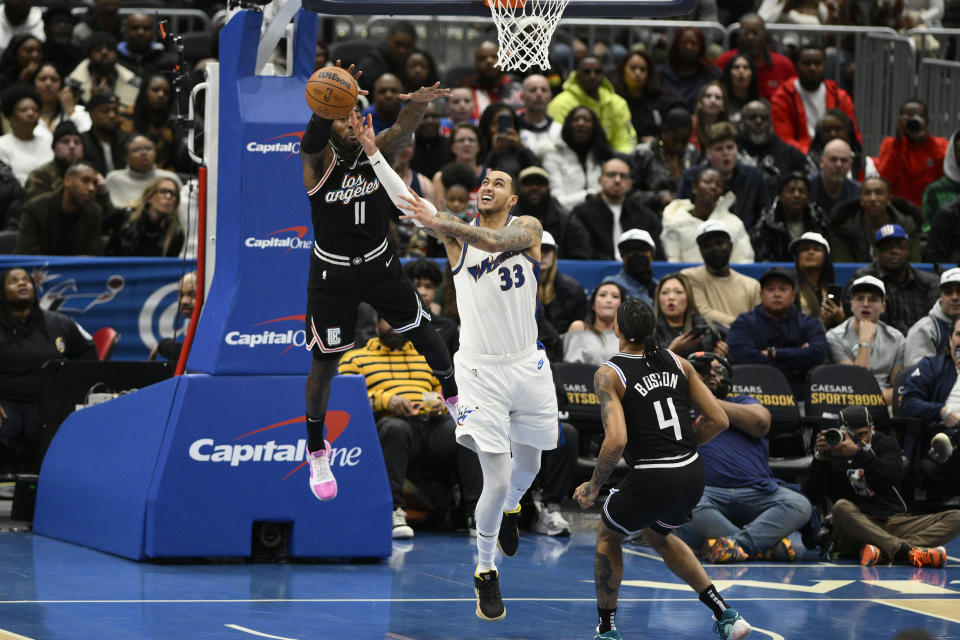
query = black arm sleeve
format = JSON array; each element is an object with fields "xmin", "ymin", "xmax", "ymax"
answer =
[{"xmin": 301, "ymin": 115, "xmax": 333, "ymax": 155}]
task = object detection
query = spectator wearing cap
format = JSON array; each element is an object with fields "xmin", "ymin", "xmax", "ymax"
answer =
[
  {"xmin": 826, "ymin": 276, "xmax": 905, "ymax": 404},
  {"xmin": 0, "ymin": 0, "xmax": 44, "ymax": 51},
  {"xmin": 904, "ymin": 267, "xmax": 960, "ymax": 370},
  {"xmin": 0, "ymin": 84, "xmax": 52, "ymax": 186},
  {"xmin": 676, "ymin": 350, "xmax": 812, "ymax": 564},
  {"xmin": 680, "ymin": 221, "xmax": 761, "ymax": 329},
  {"xmin": 25, "ymin": 121, "xmax": 99, "ymax": 204},
  {"xmin": 736, "ymin": 99, "xmax": 809, "ymax": 202},
  {"xmin": 572, "ymin": 156, "xmax": 662, "ymax": 260},
  {"xmin": 830, "ymin": 176, "xmax": 923, "ymax": 263},
  {"xmin": 538, "ymin": 230, "xmax": 587, "ymax": 335},
  {"xmin": 676, "ymin": 121, "xmax": 770, "ymax": 230},
  {"xmin": 790, "ymin": 231, "xmax": 845, "ymax": 330},
  {"xmin": 727, "ymin": 266, "xmax": 828, "ymax": 396},
  {"xmin": 876, "ymin": 99, "xmax": 949, "ymax": 210},
  {"xmin": 67, "ymin": 31, "xmax": 139, "ymax": 108},
  {"xmin": 512, "ymin": 166, "xmax": 590, "ymax": 260},
  {"xmin": 805, "ymin": 405, "xmax": 960, "ymax": 568},
  {"xmin": 81, "ymin": 92, "xmax": 129, "ymax": 176},
  {"xmin": 808, "ymin": 139, "xmax": 860, "ymax": 217},
  {"xmin": 662, "ymin": 168, "xmax": 754, "ymax": 263},
  {"xmin": 844, "ymin": 224, "xmax": 939, "ymax": 337},
  {"xmin": 105, "ymin": 135, "xmax": 181, "ymax": 208},
  {"xmin": 16, "ymin": 161, "xmax": 104, "ymax": 255},
  {"xmin": 601, "ymin": 229, "xmax": 659, "ymax": 306},
  {"xmin": 750, "ymin": 172, "xmax": 830, "ymax": 262}
]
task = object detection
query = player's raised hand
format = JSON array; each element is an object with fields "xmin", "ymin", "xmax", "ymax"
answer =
[
  {"xmin": 397, "ymin": 186, "xmax": 438, "ymax": 228},
  {"xmin": 400, "ymin": 82, "xmax": 452, "ymax": 103},
  {"xmin": 333, "ymin": 59, "xmax": 369, "ymax": 96},
  {"xmin": 350, "ymin": 111, "xmax": 377, "ymax": 155},
  {"xmin": 573, "ymin": 481, "xmax": 599, "ymax": 509}
]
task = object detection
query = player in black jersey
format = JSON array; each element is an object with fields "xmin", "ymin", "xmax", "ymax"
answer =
[
  {"xmin": 574, "ymin": 299, "xmax": 752, "ymax": 640},
  {"xmin": 297, "ymin": 63, "xmax": 460, "ymax": 501}
]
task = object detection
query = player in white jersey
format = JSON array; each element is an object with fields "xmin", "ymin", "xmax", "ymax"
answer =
[{"xmin": 351, "ymin": 111, "xmax": 558, "ymax": 623}]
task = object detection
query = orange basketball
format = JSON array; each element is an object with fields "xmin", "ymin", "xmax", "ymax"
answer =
[{"xmin": 305, "ymin": 66, "xmax": 358, "ymax": 119}]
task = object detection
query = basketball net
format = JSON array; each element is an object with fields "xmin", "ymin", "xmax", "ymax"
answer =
[{"xmin": 485, "ymin": 0, "xmax": 572, "ymax": 72}]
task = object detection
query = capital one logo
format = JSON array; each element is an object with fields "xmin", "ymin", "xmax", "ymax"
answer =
[
  {"xmin": 224, "ymin": 314, "xmax": 316, "ymax": 354},
  {"xmin": 244, "ymin": 226, "xmax": 313, "ymax": 254},
  {"xmin": 245, "ymin": 131, "xmax": 302, "ymax": 159},
  {"xmin": 188, "ymin": 410, "xmax": 361, "ymax": 479}
]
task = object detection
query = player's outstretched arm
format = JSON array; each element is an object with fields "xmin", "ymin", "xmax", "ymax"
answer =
[
  {"xmin": 376, "ymin": 83, "xmax": 452, "ymax": 156},
  {"xmin": 402, "ymin": 202, "xmax": 543, "ymax": 253},
  {"xmin": 683, "ymin": 359, "xmax": 729, "ymax": 444},
  {"xmin": 573, "ymin": 366, "xmax": 627, "ymax": 509}
]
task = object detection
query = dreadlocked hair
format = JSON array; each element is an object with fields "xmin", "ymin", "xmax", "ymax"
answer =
[{"xmin": 617, "ymin": 298, "xmax": 670, "ymax": 369}]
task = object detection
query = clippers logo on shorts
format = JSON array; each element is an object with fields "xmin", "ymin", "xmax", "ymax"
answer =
[
  {"xmin": 325, "ymin": 173, "xmax": 379, "ymax": 205},
  {"xmin": 187, "ymin": 410, "xmax": 362, "ymax": 479},
  {"xmin": 245, "ymin": 132, "xmax": 302, "ymax": 158},
  {"xmin": 327, "ymin": 327, "xmax": 341, "ymax": 346},
  {"xmin": 224, "ymin": 314, "xmax": 308, "ymax": 354},
  {"xmin": 466, "ymin": 250, "xmax": 522, "ymax": 281},
  {"xmin": 244, "ymin": 226, "xmax": 313, "ymax": 253}
]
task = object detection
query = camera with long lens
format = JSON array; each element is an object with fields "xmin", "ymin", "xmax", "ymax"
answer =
[{"xmin": 904, "ymin": 115, "xmax": 925, "ymax": 134}]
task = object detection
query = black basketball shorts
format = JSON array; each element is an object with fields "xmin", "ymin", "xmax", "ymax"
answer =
[
  {"xmin": 601, "ymin": 456, "xmax": 706, "ymax": 537},
  {"xmin": 305, "ymin": 251, "xmax": 430, "ymax": 359}
]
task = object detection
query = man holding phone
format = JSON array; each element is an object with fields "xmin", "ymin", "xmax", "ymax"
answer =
[
  {"xmin": 483, "ymin": 106, "xmax": 538, "ymax": 178},
  {"xmin": 338, "ymin": 317, "xmax": 483, "ymax": 540},
  {"xmin": 826, "ymin": 276, "xmax": 905, "ymax": 405}
]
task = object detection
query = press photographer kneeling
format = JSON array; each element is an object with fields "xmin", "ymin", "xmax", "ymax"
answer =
[{"xmin": 804, "ymin": 406, "xmax": 960, "ymax": 567}]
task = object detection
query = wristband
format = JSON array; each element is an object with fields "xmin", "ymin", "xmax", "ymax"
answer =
[{"xmin": 857, "ymin": 342, "xmax": 873, "ymax": 348}]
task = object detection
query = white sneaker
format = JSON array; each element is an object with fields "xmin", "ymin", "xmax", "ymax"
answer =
[
  {"xmin": 930, "ymin": 432, "xmax": 954, "ymax": 464},
  {"xmin": 393, "ymin": 507, "xmax": 414, "ymax": 539},
  {"xmin": 307, "ymin": 441, "xmax": 337, "ymax": 501},
  {"xmin": 534, "ymin": 503, "xmax": 571, "ymax": 537}
]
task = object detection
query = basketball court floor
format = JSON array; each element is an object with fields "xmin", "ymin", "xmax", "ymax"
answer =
[{"xmin": 0, "ymin": 516, "xmax": 955, "ymax": 640}]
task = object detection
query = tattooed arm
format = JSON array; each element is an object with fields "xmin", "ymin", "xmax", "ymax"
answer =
[
  {"xmin": 376, "ymin": 83, "xmax": 452, "ymax": 157},
  {"xmin": 573, "ymin": 366, "xmax": 627, "ymax": 508}
]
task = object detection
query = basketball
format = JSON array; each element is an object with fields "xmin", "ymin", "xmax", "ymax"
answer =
[{"xmin": 305, "ymin": 66, "xmax": 358, "ymax": 119}]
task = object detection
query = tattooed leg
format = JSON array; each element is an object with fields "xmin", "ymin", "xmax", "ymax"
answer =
[{"xmin": 595, "ymin": 521, "xmax": 625, "ymax": 609}]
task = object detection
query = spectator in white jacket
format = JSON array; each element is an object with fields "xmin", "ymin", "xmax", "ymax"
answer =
[
  {"xmin": 661, "ymin": 167, "xmax": 755, "ymax": 263},
  {"xmin": 541, "ymin": 105, "xmax": 614, "ymax": 210}
]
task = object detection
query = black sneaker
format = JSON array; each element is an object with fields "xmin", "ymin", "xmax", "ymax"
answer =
[
  {"xmin": 474, "ymin": 569, "xmax": 505, "ymax": 621},
  {"xmin": 497, "ymin": 505, "xmax": 521, "ymax": 557}
]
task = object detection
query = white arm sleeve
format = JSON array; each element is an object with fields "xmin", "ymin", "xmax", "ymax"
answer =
[{"xmin": 367, "ymin": 149, "xmax": 437, "ymax": 226}]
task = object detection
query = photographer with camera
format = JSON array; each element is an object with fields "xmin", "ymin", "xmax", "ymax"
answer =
[
  {"xmin": 826, "ymin": 276, "xmax": 904, "ymax": 405},
  {"xmin": 804, "ymin": 406, "xmax": 960, "ymax": 567},
  {"xmin": 877, "ymin": 99, "xmax": 949, "ymax": 210},
  {"xmin": 675, "ymin": 352, "xmax": 813, "ymax": 564}
]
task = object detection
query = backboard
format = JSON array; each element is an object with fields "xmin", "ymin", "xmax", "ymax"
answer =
[{"xmin": 301, "ymin": 0, "xmax": 697, "ymax": 18}]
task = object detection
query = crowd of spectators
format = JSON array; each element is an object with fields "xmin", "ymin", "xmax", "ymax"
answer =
[{"xmin": 0, "ymin": 1, "xmax": 958, "ymax": 554}]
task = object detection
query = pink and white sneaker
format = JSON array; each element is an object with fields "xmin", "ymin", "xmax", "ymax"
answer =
[{"xmin": 307, "ymin": 440, "xmax": 337, "ymax": 501}]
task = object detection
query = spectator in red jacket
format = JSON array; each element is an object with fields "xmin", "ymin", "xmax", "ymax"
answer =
[
  {"xmin": 876, "ymin": 98, "xmax": 949, "ymax": 209},
  {"xmin": 714, "ymin": 14, "xmax": 796, "ymax": 101},
  {"xmin": 770, "ymin": 44, "xmax": 860, "ymax": 154}
]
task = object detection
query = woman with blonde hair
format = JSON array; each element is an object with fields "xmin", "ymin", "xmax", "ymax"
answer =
[
  {"xmin": 653, "ymin": 272, "xmax": 728, "ymax": 358},
  {"xmin": 107, "ymin": 177, "xmax": 184, "ymax": 257}
]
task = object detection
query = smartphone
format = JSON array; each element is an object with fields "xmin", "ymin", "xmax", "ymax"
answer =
[
  {"xmin": 496, "ymin": 112, "xmax": 512, "ymax": 133},
  {"xmin": 826, "ymin": 284, "xmax": 843, "ymax": 303}
]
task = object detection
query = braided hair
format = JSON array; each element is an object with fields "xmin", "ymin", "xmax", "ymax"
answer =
[{"xmin": 616, "ymin": 298, "xmax": 671, "ymax": 369}]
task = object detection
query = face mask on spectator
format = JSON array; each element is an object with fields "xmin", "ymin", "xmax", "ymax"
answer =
[
  {"xmin": 703, "ymin": 248, "xmax": 730, "ymax": 271},
  {"xmin": 624, "ymin": 252, "xmax": 652, "ymax": 281}
]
